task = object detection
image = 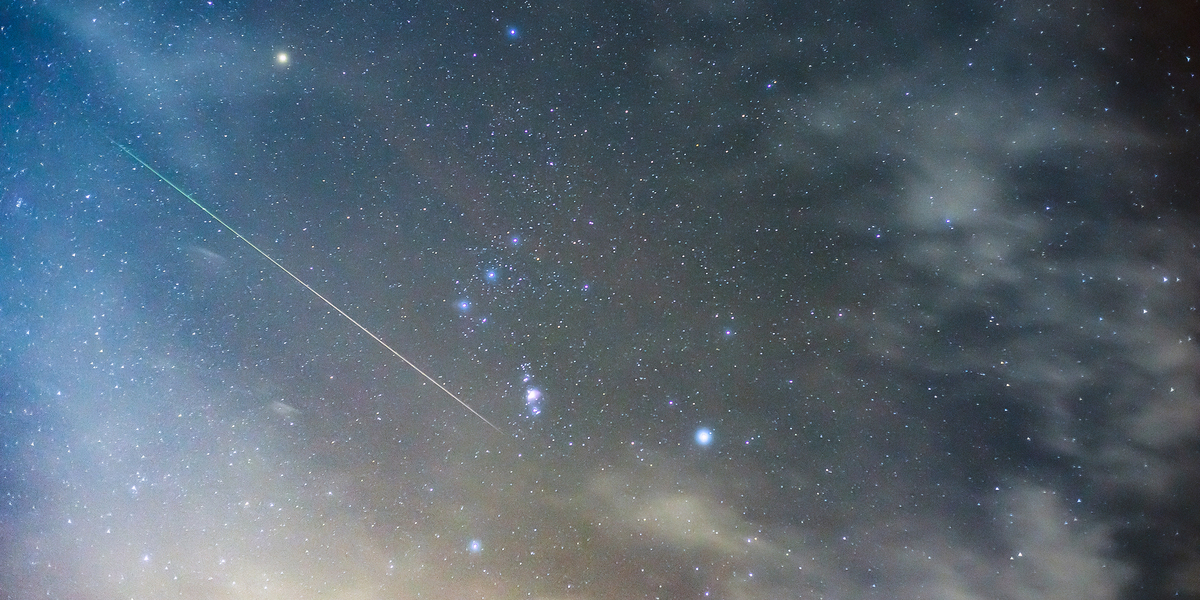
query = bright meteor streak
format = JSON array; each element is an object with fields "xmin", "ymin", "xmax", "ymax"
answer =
[{"xmin": 111, "ymin": 139, "xmax": 504, "ymax": 434}]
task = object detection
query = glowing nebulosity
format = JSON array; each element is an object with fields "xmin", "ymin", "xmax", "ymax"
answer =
[{"xmin": 525, "ymin": 387, "xmax": 542, "ymax": 416}]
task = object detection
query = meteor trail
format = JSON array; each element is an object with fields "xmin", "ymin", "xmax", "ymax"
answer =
[{"xmin": 111, "ymin": 139, "xmax": 504, "ymax": 434}]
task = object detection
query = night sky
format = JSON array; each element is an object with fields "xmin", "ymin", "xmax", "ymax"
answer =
[{"xmin": 3, "ymin": 1, "xmax": 1200, "ymax": 599}]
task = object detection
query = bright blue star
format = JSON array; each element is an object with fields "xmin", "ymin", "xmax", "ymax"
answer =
[
  {"xmin": 458, "ymin": 300, "xmax": 470, "ymax": 312},
  {"xmin": 506, "ymin": 27, "xmax": 519, "ymax": 40},
  {"xmin": 695, "ymin": 428, "xmax": 713, "ymax": 446},
  {"xmin": 468, "ymin": 539, "xmax": 482, "ymax": 553}
]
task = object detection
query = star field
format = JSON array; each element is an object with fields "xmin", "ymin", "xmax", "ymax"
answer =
[{"xmin": 2, "ymin": 1, "xmax": 1200, "ymax": 599}]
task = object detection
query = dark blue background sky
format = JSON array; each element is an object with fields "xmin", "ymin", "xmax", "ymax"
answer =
[{"xmin": 3, "ymin": 1, "xmax": 1199, "ymax": 598}]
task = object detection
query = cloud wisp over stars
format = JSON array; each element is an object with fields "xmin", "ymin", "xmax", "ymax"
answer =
[{"xmin": 2, "ymin": 1, "xmax": 1198, "ymax": 599}]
